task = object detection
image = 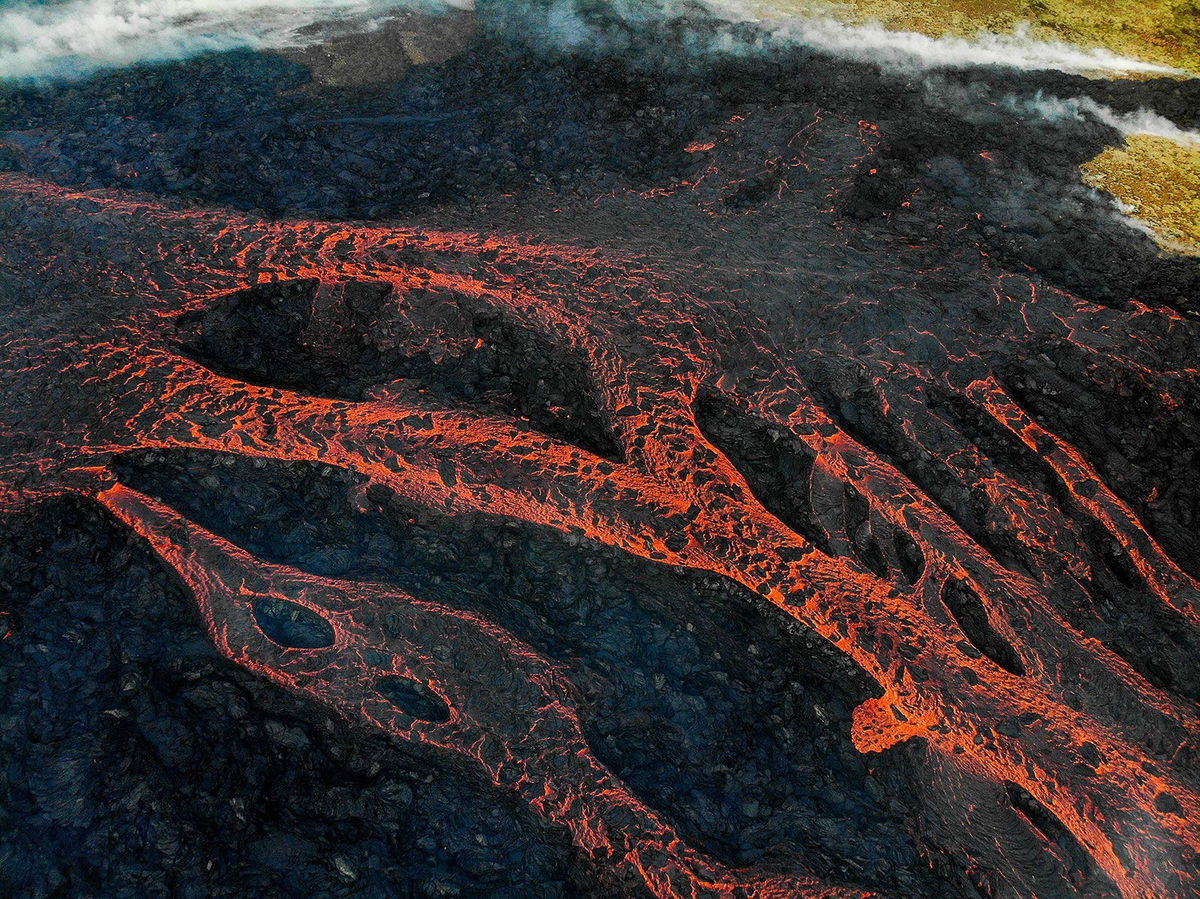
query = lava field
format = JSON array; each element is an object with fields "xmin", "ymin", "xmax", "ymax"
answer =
[{"xmin": 1, "ymin": 4, "xmax": 1199, "ymax": 898}]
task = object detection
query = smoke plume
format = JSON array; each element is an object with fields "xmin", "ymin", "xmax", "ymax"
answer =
[
  {"xmin": 3, "ymin": 0, "xmax": 1187, "ymax": 81},
  {"xmin": 0, "ymin": 0, "xmax": 470, "ymax": 79}
]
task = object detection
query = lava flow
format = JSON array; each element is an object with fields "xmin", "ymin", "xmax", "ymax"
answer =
[{"xmin": 1, "ymin": 88, "xmax": 1198, "ymax": 899}]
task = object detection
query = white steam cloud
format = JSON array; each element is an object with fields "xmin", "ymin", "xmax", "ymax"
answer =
[
  {"xmin": 2, "ymin": 0, "xmax": 1188, "ymax": 81},
  {"xmin": 988, "ymin": 91, "xmax": 1200, "ymax": 151},
  {"xmin": 1006, "ymin": 94, "xmax": 1200, "ymax": 146},
  {"xmin": 718, "ymin": 15, "xmax": 1185, "ymax": 77},
  {"xmin": 0, "ymin": 0, "xmax": 470, "ymax": 79},
  {"xmin": 492, "ymin": 1, "xmax": 1187, "ymax": 77},
  {"xmin": 995, "ymin": 91, "xmax": 1200, "ymax": 243}
]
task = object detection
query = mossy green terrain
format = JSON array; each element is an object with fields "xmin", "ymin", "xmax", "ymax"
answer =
[{"xmin": 1082, "ymin": 135, "xmax": 1200, "ymax": 256}]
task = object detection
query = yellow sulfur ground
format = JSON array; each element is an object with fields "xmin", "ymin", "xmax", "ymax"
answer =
[
  {"xmin": 1081, "ymin": 134, "xmax": 1200, "ymax": 256},
  {"xmin": 731, "ymin": 0, "xmax": 1200, "ymax": 74}
]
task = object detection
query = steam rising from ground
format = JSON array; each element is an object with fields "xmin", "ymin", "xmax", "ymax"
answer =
[
  {"xmin": 923, "ymin": 84, "xmax": 1200, "ymax": 245},
  {"xmin": 1, "ymin": 0, "xmax": 1187, "ymax": 80},
  {"xmin": 727, "ymin": 16, "xmax": 1185, "ymax": 76},
  {"xmin": 0, "ymin": 0, "xmax": 469, "ymax": 79},
  {"xmin": 1008, "ymin": 94, "xmax": 1200, "ymax": 146},
  {"xmin": 495, "ymin": 1, "xmax": 1185, "ymax": 76}
]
